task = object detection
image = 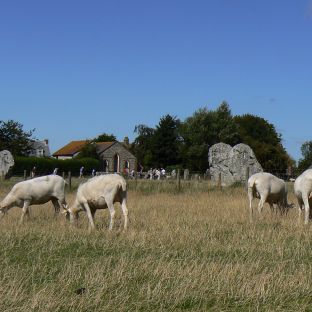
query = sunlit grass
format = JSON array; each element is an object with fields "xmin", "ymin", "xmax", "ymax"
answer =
[{"xmin": 1, "ymin": 179, "xmax": 312, "ymax": 311}]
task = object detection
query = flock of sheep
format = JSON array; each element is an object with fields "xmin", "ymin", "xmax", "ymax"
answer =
[
  {"xmin": 248, "ymin": 169, "xmax": 312, "ymax": 224},
  {"xmin": 0, "ymin": 174, "xmax": 128, "ymax": 230},
  {"xmin": 1, "ymin": 168, "xmax": 312, "ymax": 230}
]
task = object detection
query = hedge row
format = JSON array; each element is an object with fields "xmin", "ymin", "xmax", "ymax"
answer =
[{"xmin": 12, "ymin": 157, "xmax": 101, "ymax": 177}]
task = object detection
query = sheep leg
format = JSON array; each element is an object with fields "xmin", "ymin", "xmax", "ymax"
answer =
[
  {"xmin": 51, "ymin": 198, "xmax": 61, "ymax": 216},
  {"xmin": 121, "ymin": 198, "xmax": 128, "ymax": 230},
  {"xmin": 83, "ymin": 202, "xmax": 96, "ymax": 231},
  {"xmin": 247, "ymin": 187, "xmax": 254, "ymax": 222},
  {"xmin": 258, "ymin": 192, "xmax": 268, "ymax": 215},
  {"xmin": 20, "ymin": 201, "xmax": 30, "ymax": 224},
  {"xmin": 303, "ymin": 196, "xmax": 310, "ymax": 225},
  {"xmin": 297, "ymin": 197, "xmax": 304, "ymax": 223},
  {"xmin": 107, "ymin": 202, "xmax": 116, "ymax": 231}
]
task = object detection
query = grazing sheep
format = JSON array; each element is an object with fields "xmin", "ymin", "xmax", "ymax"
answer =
[
  {"xmin": 248, "ymin": 172, "xmax": 293, "ymax": 221},
  {"xmin": 0, "ymin": 175, "xmax": 67, "ymax": 223},
  {"xmin": 64, "ymin": 174, "xmax": 128, "ymax": 231},
  {"xmin": 294, "ymin": 169, "xmax": 312, "ymax": 224}
]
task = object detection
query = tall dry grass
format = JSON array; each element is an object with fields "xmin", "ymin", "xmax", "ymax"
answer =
[{"xmin": 0, "ymin": 181, "xmax": 312, "ymax": 311}]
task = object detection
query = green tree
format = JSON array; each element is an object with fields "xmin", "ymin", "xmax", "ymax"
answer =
[
  {"xmin": 213, "ymin": 102, "xmax": 241, "ymax": 145},
  {"xmin": 298, "ymin": 141, "xmax": 312, "ymax": 172},
  {"xmin": 234, "ymin": 114, "xmax": 291, "ymax": 174},
  {"xmin": 76, "ymin": 140, "xmax": 99, "ymax": 159},
  {"xmin": 77, "ymin": 133, "xmax": 117, "ymax": 160},
  {"xmin": 94, "ymin": 133, "xmax": 116, "ymax": 142},
  {"xmin": 131, "ymin": 125, "xmax": 155, "ymax": 169},
  {"xmin": 152, "ymin": 114, "xmax": 181, "ymax": 168},
  {"xmin": 180, "ymin": 102, "xmax": 240, "ymax": 171},
  {"xmin": 0, "ymin": 120, "xmax": 35, "ymax": 156}
]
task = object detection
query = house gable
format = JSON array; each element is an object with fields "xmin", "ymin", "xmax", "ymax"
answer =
[
  {"xmin": 53, "ymin": 141, "xmax": 137, "ymax": 172},
  {"xmin": 97, "ymin": 142, "xmax": 136, "ymax": 173},
  {"xmin": 53, "ymin": 140, "xmax": 88, "ymax": 158}
]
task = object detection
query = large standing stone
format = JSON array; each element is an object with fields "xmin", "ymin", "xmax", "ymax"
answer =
[
  {"xmin": 0, "ymin": 150, "xmax": 14, "ymax": 178},
  {"xmin": 208, "ymin": 143, "xmax": 234, "ymax": 185},
  {"xmin": 208, "ymin": 143, "xmax": 262, "ymax": 186}
]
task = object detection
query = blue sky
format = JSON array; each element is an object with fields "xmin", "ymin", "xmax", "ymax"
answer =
[{"xmin": 1, "ymin": 0, "xmax": 312, "ymax": 161}]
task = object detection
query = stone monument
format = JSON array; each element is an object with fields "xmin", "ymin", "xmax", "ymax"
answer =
[
  {"xmin": 0, "ymin": 150, "xmax": 14, "ymax": 178},
  {"xmin": 208, "ymin": 143, "xmax": 263, "ymax": 186},
  {"xmin": 183, "ymin": 169, "xmax": 189, "ymax": 180}
]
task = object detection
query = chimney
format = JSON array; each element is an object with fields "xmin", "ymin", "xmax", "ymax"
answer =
[{"xmin": 123, "ymin": 136, "xmax": 129, "ymax": 147}]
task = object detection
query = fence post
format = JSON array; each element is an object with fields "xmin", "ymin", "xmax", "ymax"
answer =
[
  {"xmin": 68, "ymin": 171, "xmax": 72, "ymax": 191},
  {"xmin": 245, "ymin": 167, "xmax": 250, "ymax": 190},
  {"xmin": 62, "ymin": 171, "xmax": 65, "ymax": 179},
  {"xmin": 177, "ymin": 169, "xmax": 181, "ymax": 192},
  {"xmin": 218, "ymin": 172, "xmax": 222, "ymax": 189},
  {"xmin": 24, "ymin": 170, "xmax": 27, "ymax": 180}
]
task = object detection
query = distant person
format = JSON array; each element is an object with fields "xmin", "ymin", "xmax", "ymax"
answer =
[
  {"xmin": 155, "ymin": 169, "xmax": 161, "ymax": 180},
  {"xmin": 138, "ymin": 164, "xmax": 144, "ymax": 178},
  {"xmin": 161, "ymin": 168, "xmax": 166, "ymax": 178},
  {"xmin": 79, "ymin": 166, "xmax": 84, "ymax": 178},
  {"xmin": 124, "ymin": 167, "xmax": 129, "ymax": 176},
  {"xmin": 130, "ymin": 169, "xmax": 135, "ymax": 179},
  {"xmin": 149, "ymin": 168, "xmax": 153, "ymax": 180},
  {"xmin": 53, "ymin": 168, "xmax": 58, "ymax": 175},
  {"xmin": 31, "ymin": 166, "xmax": 36, "ymax": 178},
  {"xmin": 171, "ymin": 169, "xmax": 176, "ymax": 179},
  {"xmin": 91, "ymin": 168, "xmax": 96, "ymax": 177}
]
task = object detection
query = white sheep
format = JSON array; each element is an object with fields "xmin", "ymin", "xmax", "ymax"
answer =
[
  {"xmin": 0, "ymin": 175, "xmax": 67, "ymax": 223},
  {"xmin": 64, "ymin": 174, "xmax": 128, "ymax": 231},
  {"xmin": 248, "ymin": 172, "xmax": 293, "ymax": 221},
  {"xmin": 294, "ymin": 169, "xmax": 312, "ymax": 224}
]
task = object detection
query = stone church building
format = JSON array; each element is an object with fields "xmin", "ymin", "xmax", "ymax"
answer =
[
  {"xmin": 97, "ymin": 141, "xmax": 136, "ymax": 173},
  {"xmin": 53, "ymin": 140, "xmax": 136, "ymax": 173}
]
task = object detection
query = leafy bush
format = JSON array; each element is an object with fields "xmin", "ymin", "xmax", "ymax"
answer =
[{"xmin": 12, "ymin": 157, "xmax": 100, "ymax": 177}]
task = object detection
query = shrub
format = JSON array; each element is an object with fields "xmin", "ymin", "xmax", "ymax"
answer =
[{"xmin": 12, "ymin": 157, "xmax": 100, "ymax": 177}]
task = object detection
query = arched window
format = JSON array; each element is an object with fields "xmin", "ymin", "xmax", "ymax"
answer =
[
  {"xmin": 103, "ymin": 160, "xmax": 109, "ymax": 173},
  {"xmin": 113, "ymin": 154, "xmax": 120, "ymax": 173}
]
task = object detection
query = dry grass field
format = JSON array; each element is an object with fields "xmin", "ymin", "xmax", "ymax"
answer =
[{"xmin": 0, "ymin": 179, "xmax": 312, "ymax": 311}]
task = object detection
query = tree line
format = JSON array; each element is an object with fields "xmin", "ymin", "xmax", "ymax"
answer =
[
  {"xmin": 1, "ymin": 102, "xmax": 311, "ymax": 174},
  {"xmin": 130, "ymin": 102, "xmax": 296, "ymax": 174}
]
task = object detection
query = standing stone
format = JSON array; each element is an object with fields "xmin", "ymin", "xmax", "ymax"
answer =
[
  {"xmin": 208, "ymin": 143, "xmax": 263, "ymax": 186},
  {"xmin": 229, "ymin": 144, "xmax": 263, "ymax": 183},
  {"xmin": 0, "ymin": 150, "xmax": 14, "ymax": 178},
  {"xmin": 208, "ymin": 143, "xmax": 234, "ymax": 185},
  {"xmin": 183, "ymin": 169, "xmax": 189, "ymax": 180}
]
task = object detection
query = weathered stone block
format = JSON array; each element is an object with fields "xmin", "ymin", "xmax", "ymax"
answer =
[
  {"xmin": 208, "ymin": 143, "xmax": 263, "ymax": 186},
  {"xmin": 183, "ymin": 169, "xmax": 189, "ymax": 180},
  {"xmin": 0, "ymin": 150, "xmax": 14, "ymax": 178}
]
